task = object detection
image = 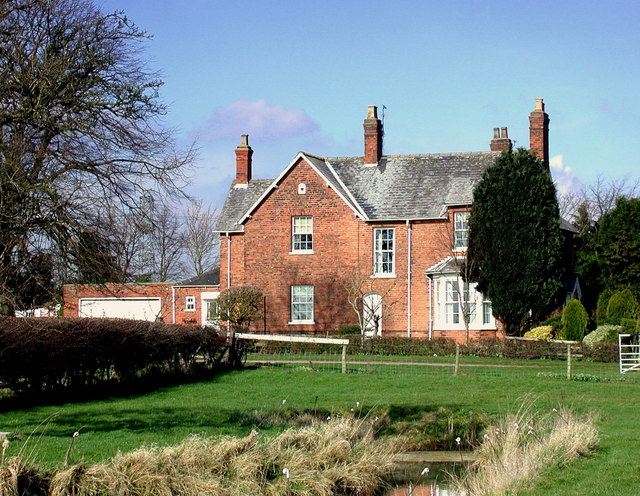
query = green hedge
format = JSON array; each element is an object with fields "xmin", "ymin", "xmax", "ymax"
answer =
[
  {"xmin": 253, "ymin": 335, "xmax": 619, "ymax": 363},
  {"xmin": 0, "ymin": 317, "xmax": 226, "ymax": 393}
]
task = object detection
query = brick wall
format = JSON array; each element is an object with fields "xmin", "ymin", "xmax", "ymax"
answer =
[
  {"xmin": 63, "ymin": 283, "xmax": 219, "ymax": 326},
  {"xmin": 220, "ymin": 156, "xmax": 499, "ymax": 340}
]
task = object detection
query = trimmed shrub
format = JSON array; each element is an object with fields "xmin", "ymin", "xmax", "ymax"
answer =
[
  {"xmin": 562, "ymin": 299, "xmax": 589, "ymax": 341},
  {"xmin": 338, "ymin": 325, "xmax": 362, "ymax": 335},
  {"xmin": 0, "ymin": 317, "xmax": 226, "ymax": 394},
  {"xmin": 583, "ymin": 324, "xmax": 622, "ymax": 344},
  {"xmin": 606, "ymin": 288, "xmax": 639, "ymax": 325},
  {"xmin": 524, "ymin": 326, "xmax": 554, "ymax": 340},
  {"xmin": 539, "ymin": 315, "xmax": 563, "ymax": 336},
  {"xmin": 620, "ymin": 318, "xmax": 640, "ymax": 333},
  {"xmin": 596, "ymin": 289, "xmax": 613, "ymax": 325}
]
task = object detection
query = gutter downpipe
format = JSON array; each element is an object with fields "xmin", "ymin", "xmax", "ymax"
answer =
[
  {"xmin": 226, "ymin": 233, "xmax": 231, "ymax": 289},
  {"xmin": 406, "ymin": 220, "xmax": 412, "ymax": 338},
  {"xmin": 171, "ymin": 286, "xmax": 176, "ymax": 324},
  {"xmin": 428, "ymin": 275, "xmax": 433, "ymax": 339}
]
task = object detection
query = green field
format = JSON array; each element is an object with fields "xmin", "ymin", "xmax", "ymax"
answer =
[{"xmin": 0, "ymin": 364, "xmax": 638, "ymax": 495}]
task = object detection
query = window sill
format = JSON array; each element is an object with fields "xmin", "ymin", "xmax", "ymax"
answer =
[
  {"xmin": 371, "ymin": 273, "xmax": 396, "ymax": 279},
  {"xmin": 288, "ymin": 321, "xmax": 315, "ymax": 325},
  {"xmin": 289, "ymin": 250, "xmax": 314, "ymax": 255},
  {"xmin": 184, "ymin": 309, "xmax": 196, "ymax": 312}
]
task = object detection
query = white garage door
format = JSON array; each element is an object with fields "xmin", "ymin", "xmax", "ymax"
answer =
[{"xmin": 78, "ymin": 298, "xmax": 162, "ymax": 321}]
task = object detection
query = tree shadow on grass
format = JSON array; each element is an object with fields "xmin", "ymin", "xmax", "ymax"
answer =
[{"xmin": 0, "ymin": 367, "xmax": 240, "ymax": 413}]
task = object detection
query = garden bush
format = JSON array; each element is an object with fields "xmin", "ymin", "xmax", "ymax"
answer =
[
  {"xmin": 596, "ymin": 289, "xmax": 613, "ymax": 325},
  {"xmin": 620, "ymin": 318, "xmax": 640, "ymax": 333},
  {"xmin": 539, "ymin": 315, "xmax": 563, "ymax": 335},
  {"xmin": 606, "ymin": 288, "xmax": 639, "ymax": 325},
  {"xmin": 583, "ymin": 325, "xmax": 622, "ymax": 344},
  {"xmin": 0, "ymin": 317, "xmax": 226, "ymax": 394},
  {"xmin": 524, "ymin": 326, "xmax": 554, "ymax": 340},
  {"xmin": 562, "ymin": 299, "xmax": 589, "ymax": 341}
]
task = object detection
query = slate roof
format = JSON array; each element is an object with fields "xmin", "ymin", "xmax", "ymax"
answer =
[
  {"xmin": 215, "ymin": 151, "xmax": 500, "ymax": 232},
  {"xmin": 215, "ymin": 180, "xmax": 272, "ymax": 232},
  {"xmin": 178, "ymin": 268, "xmax": 220, "ymax": 286},
  {"xmin": 326, "ymin": 152, "xmax": 500, "ymax": 220}
]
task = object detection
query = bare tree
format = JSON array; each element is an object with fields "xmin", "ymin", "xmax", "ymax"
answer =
[
  {"xmin": 439, "ymin": 211, "xmax": 480, "ymax": 345},
  {"xmin": 346, "ymin": 270, "xmax": 397, "ymax": 337},
  {"xmin": 184, "ymin": 200, "xmax": 219, "ymax": 276},
  {"xmin": 559, "ymin": 175, "xmax": 640, "ymax": 224},
  {"xmin": 0, "ymin": 0, "xmax": 194, "ymax": 312},
  {"xmin": 148, "ymin": 200, "xmax": 186, "ymax": 282}
]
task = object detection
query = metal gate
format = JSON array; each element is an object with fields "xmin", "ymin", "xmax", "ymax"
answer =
[{"xmin": 619, "ymin": 334, "xmax": 640, "ymax": 373}]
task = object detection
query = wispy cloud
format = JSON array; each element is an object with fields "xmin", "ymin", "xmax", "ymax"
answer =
[
  {"xmin": 195, "ymin": 99, "xmax": 319, "ymax": 142},
  {"xmin": 550, "ymin": 154, "xmax": 583, "ymax": 196}
]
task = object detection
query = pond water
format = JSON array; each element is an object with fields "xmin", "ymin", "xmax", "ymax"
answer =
[{"xmin": 385, "ymin": 461, "xmax": 464, "ymax": 496}]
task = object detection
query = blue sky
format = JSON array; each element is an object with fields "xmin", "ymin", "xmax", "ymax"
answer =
[{"xmin": 101, "ymin": 0, "xmax": 639, "ymax": 208}]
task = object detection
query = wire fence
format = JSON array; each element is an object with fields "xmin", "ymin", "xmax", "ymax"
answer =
[{"xmin": 242, "ymin": 336, "xmax": 638, "ymax": 383}]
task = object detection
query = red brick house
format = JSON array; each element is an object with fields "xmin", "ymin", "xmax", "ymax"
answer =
[
  {"xmin": 215, "ymin": 99, "xmax": 561, "ymax": 341},
  {"xmin": 63, "ymin": 269, "xmax": 220, "ymax": 326}
]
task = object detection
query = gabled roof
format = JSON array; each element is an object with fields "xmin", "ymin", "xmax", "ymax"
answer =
[
  {"xmin": 215, "ymin": 151, "xmax": 500, "ymax": 232},
  {"xmin": 178, "ymin": 268, "xmax": 220, "ymax": 287},
  {"xmin": 215, "ymin": 179, "xmax": 272, "ymax": 232}
]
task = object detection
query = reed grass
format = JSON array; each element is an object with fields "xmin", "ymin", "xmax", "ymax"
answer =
[
  {"xmin": 2, "ymin": 415, "xmax": 397, "ymax": 496},
  {"xmin": 451, "ymin": 402, "xmax": 599, "ymax": 496}
]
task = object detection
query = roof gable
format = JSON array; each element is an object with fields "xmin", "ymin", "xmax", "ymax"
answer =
[{"xmin": 216, "ymin": 150, "xmax": 501, "ymax": 231}]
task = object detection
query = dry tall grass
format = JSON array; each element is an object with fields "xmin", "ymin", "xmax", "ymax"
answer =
[
  {"xmin": 43, "ymin": 416, "xmax": 396, "ymax": 496},
  {"xmin": 451, "ymin": 403, "xmax": 599, "ymax": 496}
]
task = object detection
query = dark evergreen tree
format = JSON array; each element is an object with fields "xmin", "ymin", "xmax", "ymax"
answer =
[
  {"xmin": 465, "ymin": 148, "xmax": 565, "ymax": 334},
  {"xmin": 592, "ymin": 197, "xmax": 640, "ymax": 297}
]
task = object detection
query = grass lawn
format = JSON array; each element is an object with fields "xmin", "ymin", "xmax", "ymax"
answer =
[{"xmin": 0, "ymin": 365, "xmax": 638, "ymax": 495}]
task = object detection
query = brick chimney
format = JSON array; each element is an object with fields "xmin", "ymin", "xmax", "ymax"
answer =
[
  {"xmin": 363, "ymin": 105, "xmax": 383, "ymax": 164},
  {"xmin": 234, "ymin": 134, "xmax": 253, "ymax": 185},
  {"xmin": 490, "ymin": 126, "xmax": 512, "ymax": 152},
  {"xmin": 529, "ymin": 98, "xmax": 550, "ymax": 170}
]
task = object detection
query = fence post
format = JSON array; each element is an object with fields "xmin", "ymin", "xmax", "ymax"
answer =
[
  {"xmin": 454, "ymin": 344, "xmax": 460, "ymax": 377},
  {"xmin": 567, "ymin": 343, "xmax": 572, "ymax": 380},
  {"xmin": 341, "ymin": 344, "xmax": 347, "ymax": 374}
]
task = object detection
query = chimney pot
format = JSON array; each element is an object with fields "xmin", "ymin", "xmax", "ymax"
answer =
[
  {"xmin": 490, "ymin": 126, "xmax": 512, "ymax": 152},
  {"xmin": 363, "ymin": 105, "xmax": 383, "ymax": 164},
  {"xmin": 529, "ymin": 98, "xmax": 550, "ymax": 170},
  {"xmin": 234, "ymin": 134, "xmax": 253, "ymax": 184}
]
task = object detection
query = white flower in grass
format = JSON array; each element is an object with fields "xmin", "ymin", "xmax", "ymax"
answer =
[
  {"xmin": 495, "ymin": 428, "xmax": 501, "ymax": 434},
  {"xmin": 483, "ymin": 433, "xmax": 490, "ymax": 441},
  {"xmin": 421, "ymin": 467, "xmax": 430, "ymax": 476},
  {"xmin": 374, "ymin": 416, "xmax": 379, "ymax": 421},
  {"xmin": 282, "ymin": 399, "xmax": 287, "ymax": 405},
  {"xmin": 356, "ymin": 401, "xmax": 360, "ymax": 408},
  {"xmin": 326, "ymin": 416, "xmax": 331, "ymax": 421},
  {"xmin": 350, "ymin": 408, "xmax": 354, "ymax": 412},
  {"xmin": 455, "ymin": 437, "xmax": 461, "ymax": 446},
  {"xmin": 528, "ymin": 429, "xmax": 534, "ymax": 435},
  {"xmin": 282, "ymin": 467, "xmax": 290, "ymax": 479},
  {"xmin": 552, "ymin": 408, "xmax": 558, "ymax": 413},
  {"xmin": 73, "ymin": 431, "xmax": 80, "ymax": 438}
]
